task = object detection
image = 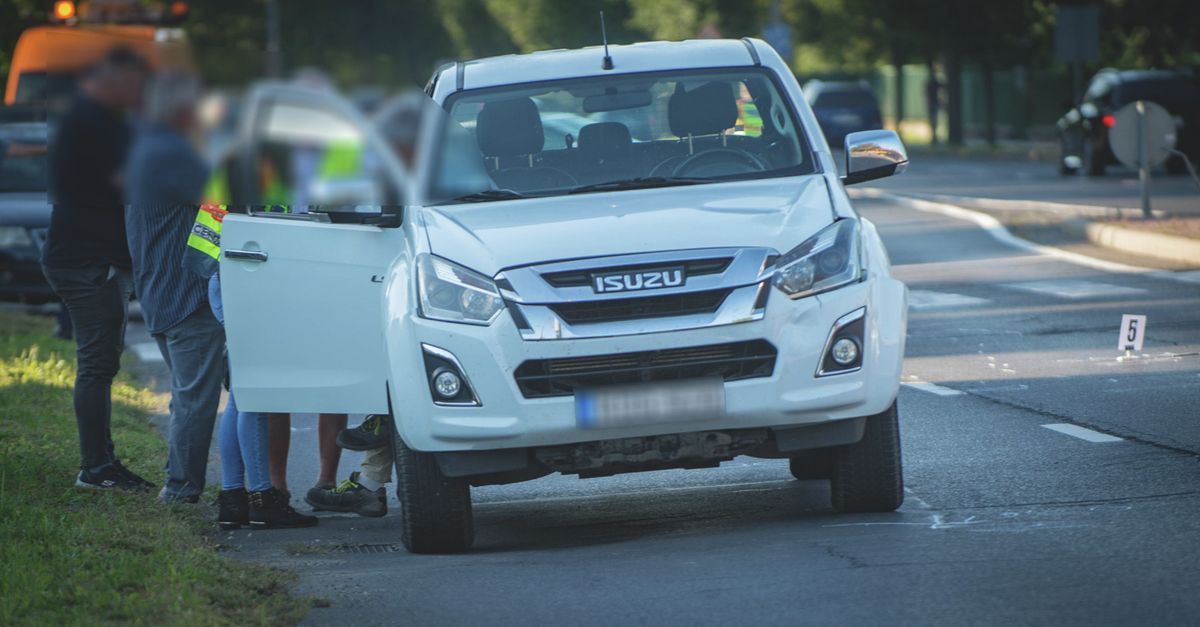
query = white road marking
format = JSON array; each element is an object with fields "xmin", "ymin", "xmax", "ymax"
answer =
[
  {"xmin": 851, "ymin": 189, "xmax": 1200, "ymax": 285},
  {"xmin": 1002, "ymin": 279, "xmax": 1146, "ymax": 299},
  {"xmin": 902, "ymin": 381, "xmax": 964, "ymax": 396},
  {"xmin": 1041, "ymin": 423, "xmax": 1124, "ymax": 443},
  {"xmin": 907, "ymin": 290, "xmax": 990, "ymax": 311},
  {"xmin": 129, "ymin": 341, "xmax": 163, "ymax": 363}
]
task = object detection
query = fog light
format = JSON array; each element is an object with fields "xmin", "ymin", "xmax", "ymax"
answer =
[
  {"xmin": 432, "ymin": 369, "xmax": 462, "ymax": 399},
  {"xmin": 830, "ymin": 338, "xmax": 859, "ymax": 366}
]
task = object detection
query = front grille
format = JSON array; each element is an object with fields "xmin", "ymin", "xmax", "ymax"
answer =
[
  {"xmin": 542, "ymin": 257, "xmax": 732, "ymax": 288},
  {"xmin": 513, "ymin": 339, "xmax": 777, "ymax": 398},
  {"xmin": 548, "ymin": 288, "xmax": 730, "ymax": 324}
]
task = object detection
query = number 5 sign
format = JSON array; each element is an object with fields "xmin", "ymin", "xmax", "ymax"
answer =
[{"xmin": 1119, "ymin": 314, "xmax": 1146, "ymax": 351}]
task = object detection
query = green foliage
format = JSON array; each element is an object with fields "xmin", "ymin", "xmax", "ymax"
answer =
[{"xmin": 0, "ymin": 311, "xmax": 309, "ymax": 626}]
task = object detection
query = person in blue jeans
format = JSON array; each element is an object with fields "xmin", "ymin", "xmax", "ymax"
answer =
[{"xmin": 209, "ymin": 271, "xmax": 316, "ymax": 529}]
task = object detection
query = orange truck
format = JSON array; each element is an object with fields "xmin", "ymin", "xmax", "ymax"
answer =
[{"xmin": 4, "ymin": 0, "xmax": 192, "ymax": 106}]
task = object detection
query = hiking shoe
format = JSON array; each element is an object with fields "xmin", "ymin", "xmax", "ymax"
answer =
[
  {"xmin": 217, "ymin": 488, "xmax": 250, "ymax": 530},
  {"xmin": 336, "ymin": 415, "xmax": 390, "ymax": 451},
  {"xmin": 304, "ymin": 472, "xmax": 386, "ymax": 518},
  {"xmin": 75, "ymin": 463, "xmax": 151, "ymax": 492},
  {"xmin": 111, "ymin": 459, "xmax": 155, "ymax": 490},
  {"xmin": 250, "ymin": 488, "xmax": 318, "ymax": 528}
]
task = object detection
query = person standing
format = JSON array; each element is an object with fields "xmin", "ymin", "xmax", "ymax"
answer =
[
  {"xmin": 42, "ymin": 47, "xmax": 153, "ymax": 491},
  {"xmin": 123, "ymin": 70, "xmax": 223, "ymax": 503}
]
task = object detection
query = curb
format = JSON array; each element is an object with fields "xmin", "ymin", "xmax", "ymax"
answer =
[
  {"xmin": 1064, "ymin": 219, "xmax": 1200, "ymax": 266},
  {"xmin": 851, "ymin": 188, "xmax": 1200, "ymax": 285}
]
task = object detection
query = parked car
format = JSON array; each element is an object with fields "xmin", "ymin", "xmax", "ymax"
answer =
[
  {"xmin": 802, "ymin": 79, "xmax": 884, "ymax": 147},
  {"xmin": 1057, "ymin": 69, "xmax": 1200, "ymax": 176},
  {"xmin": 0, "ymin": 120, "xmax": 54, "ymax": 304},
  {"xmin": 219, "ymin": 38, "xmax": 910, "ymax": 554}
]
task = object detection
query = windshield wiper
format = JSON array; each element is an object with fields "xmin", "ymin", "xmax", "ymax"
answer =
[
  {"xmin": 566, "ymin": 176, "xmax": 711, "ymax": 195},
  {"xmin": 439, "ymin": 189, "xmax": 528, "ymax": 204}
]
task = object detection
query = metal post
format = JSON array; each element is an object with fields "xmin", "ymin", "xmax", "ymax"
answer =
[
  {"xmin": 265, "ymin": 0, "xmax": 282, "ymax": 78},
  {"xmin": 1137, "ymin": 101, "xmax": 1152, "ymax": 219}
]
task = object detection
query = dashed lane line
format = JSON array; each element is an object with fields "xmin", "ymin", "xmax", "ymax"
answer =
[
  {"xmin": 1041, "ymin": 423, "xmax": 1124, "ymax": 443},
  {"xmin": 902, "ymin": 381, "xmax": 964, "ymax": 396}
]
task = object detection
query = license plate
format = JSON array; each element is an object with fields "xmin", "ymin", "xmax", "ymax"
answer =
[{"xmin": 575, "ymin": 378, "xmax": 726, "ymax": 429}]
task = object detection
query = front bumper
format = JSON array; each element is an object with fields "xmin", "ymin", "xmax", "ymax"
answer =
[{"xmin": 388, "ymin": 275, "xmax": 906, "ymax": 453}]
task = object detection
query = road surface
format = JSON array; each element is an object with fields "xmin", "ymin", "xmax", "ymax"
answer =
[{"xmin": 217, "ymin": 194, "xmax": 1200, "ymax": 626}]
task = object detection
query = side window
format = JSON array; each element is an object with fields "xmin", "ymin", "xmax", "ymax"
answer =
[{"xmin": 249, "ymin": 100, "xmax": 388, "ymax": 210}]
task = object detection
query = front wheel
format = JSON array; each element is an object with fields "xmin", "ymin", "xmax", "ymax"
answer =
[
  {"xmin": 830, "ymin": 402, "xmax": 904, "ymax": 513},
  {"xmin": 394, "ymin": 439, "xmax": 474, "ymax": 554}
]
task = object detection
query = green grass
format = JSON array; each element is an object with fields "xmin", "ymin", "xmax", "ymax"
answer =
[{"xmin": 0, "ymin": 310, "xmax": 309, "ymax": 626}]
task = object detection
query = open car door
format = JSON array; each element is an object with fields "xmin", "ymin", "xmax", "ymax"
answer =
[{"xmin": 219, "ymin": 83, "xmax": 410, "ymax": 414}]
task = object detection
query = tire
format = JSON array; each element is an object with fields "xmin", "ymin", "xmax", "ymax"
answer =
[
  {"xmin": 1083, "ymin": 137, "xmax": 1105, "ymax": 177},
  {"xmin": 394, "ymin": 439, "xmax": 474, "ymax": 554},
  {"xmin": 788, "ymin": 448, "xmax": 834, "ymax": 480},
  {"xmin": 830, "ymin": 402, "xmax": 904, "ymax": 513}
]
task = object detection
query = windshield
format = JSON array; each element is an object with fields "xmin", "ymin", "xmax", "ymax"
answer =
[
  {"xmin": 430, "ymin": 68, "xmax": 815, "ymax": 204},
  {"xmin": 0, "ymin": 124, "xmax": 49, "ymax": 193}
]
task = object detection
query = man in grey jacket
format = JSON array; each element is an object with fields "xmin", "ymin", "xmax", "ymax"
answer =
[{"xmin": 124, "ymin": 70, "xmax": 223, "ymax": 503}]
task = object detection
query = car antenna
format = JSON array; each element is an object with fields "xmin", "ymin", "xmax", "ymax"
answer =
[{"xmin": 600, "ymin": 11, "xmax": 614, "ymax": 70}]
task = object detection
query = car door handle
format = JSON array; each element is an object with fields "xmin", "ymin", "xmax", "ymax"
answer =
[{"xmin": 224, "ymin": 249, "xmax": 268, "ymax": 262}]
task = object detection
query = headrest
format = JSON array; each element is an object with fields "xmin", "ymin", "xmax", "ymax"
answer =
[
  {"xmin": 476, "ymin": 98, "xmax": 544, "ymax": 157},
  {"xmin": 668, "ymin": 82, "xmax": 738, "ymax": 137},
  {"xmin": 577, "ymin": 122, "xmax": 632, "ymax": 156}
]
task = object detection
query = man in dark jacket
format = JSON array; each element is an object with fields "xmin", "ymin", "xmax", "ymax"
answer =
[{"xmin": 42, "ymin": 47, "xmax": 153, "ymax": 491}]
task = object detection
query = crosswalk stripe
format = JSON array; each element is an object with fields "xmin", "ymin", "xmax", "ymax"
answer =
[
  {"xmin": 1041, "ymin": 423, "xmax": 1124, "ymax": 443},
  {"xmin": 908, "ymin": 290, "xmax": 990, "ymax": 311},
  {"xmin": 1002, "ymin": 279, "xmax": 1146, "ymax": 299},
  {"xmin": 902, "ymin": 381, "xmax": 964, "ymax": 396}
]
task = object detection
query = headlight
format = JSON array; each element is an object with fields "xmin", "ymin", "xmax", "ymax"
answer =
[
  {"xmin": 771, "ymin": 219, "xmax": 862, "ymax": 299},
  {"xmin": 417, "ymin": 253, "xmax": 504, "ymax": 325},
  {"xmin": 0, "ymin": 226, "xmax": 34, "ymax": 249}
]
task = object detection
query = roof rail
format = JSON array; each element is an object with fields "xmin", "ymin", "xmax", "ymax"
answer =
[
  {"xmin": 455, "ymin": 61, "xmax": 465, "ymax": 92},
  {"xmin": 740, "ymin": 38, "xmax": 761, "ymax": 66}
]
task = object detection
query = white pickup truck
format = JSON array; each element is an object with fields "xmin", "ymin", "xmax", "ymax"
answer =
[{"xmin": 219, "ymin": 38, "xmax": 909, "ymax": 553}]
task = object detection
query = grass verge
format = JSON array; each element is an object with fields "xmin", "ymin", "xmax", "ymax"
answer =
[{"xmin": 0, "ymin": 310, "xmax": 309, "ymax": 626}]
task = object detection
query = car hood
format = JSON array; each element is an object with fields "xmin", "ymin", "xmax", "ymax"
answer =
[
  {"xmin": 419, "ymin": 175, "xmax": 834, "ymax": 275},
  {"xmin": 0, "ymin": 192, "xmax": 51, "ymax": 227}
]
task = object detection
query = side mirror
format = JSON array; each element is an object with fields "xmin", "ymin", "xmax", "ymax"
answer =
[{"xmin": 841, "ymin": 130, "xmax": 908, "ymax": 186}]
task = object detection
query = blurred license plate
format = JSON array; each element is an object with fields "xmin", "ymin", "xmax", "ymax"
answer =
[{"xmin": 575, "ymin": 378, "xmax": 726, "ymax": 429}]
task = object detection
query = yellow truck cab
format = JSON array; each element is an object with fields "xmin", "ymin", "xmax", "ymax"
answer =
[{"xmin": 4, "ymin": 0, "xmax": 191, "ymax": 107}]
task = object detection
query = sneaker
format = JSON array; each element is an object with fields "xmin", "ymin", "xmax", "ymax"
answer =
[
  {"xmin": 217, "ymin": 488, "xmax": 250, "ymax": 529},
  {"xmin": 75, "ymin": 463, "xmax": 150, "ymax": 492},
  {"xmin": 336, "ymin": 415, "xmax": 390, "ymax": 451},
  {"xmin": 249, "ymin": 487, "xmax": 318, "ymax": 529},
  {"xmin": 304, "ymin": 472, "xmax": 386, "ymax": 518},
  {"xmin": 111, "ymin": 460, "xmax": 156, "ymax": 490}
]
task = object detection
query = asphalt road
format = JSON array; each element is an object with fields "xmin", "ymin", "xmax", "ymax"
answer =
[
  {"xmin": 870, "ymin": 154, "xmax": 1200, "ymax": 216},
  {"xmin": 214, "ymin": 195, "xmax": 1200, "ymax": 626}
]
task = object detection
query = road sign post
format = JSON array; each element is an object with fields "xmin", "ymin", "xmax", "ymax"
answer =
[{"xmin": 1109, "ymin": 100, "xmax": 1176, "ymax": 220}]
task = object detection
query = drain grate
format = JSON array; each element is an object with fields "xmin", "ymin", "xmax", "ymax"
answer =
[{"xmin": 336, "ymin": 543, "xmax": 404, "ymax": 554}]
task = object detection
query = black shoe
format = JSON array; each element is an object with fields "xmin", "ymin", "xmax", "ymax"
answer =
[
  {"xmin": 336, "ymin": 415, "xmax": 390, "ymax": 451},
  {"xmin": 75, "ymin": 463, "xmax": 151, "ymax": 492},
  {"xmin": 111, "ymin": 459, "xmax": 156, "ymax": 490},
  {"xmin": 250, "ymin": 488, "xmax": 319, "ymax": 529},
  {"xmin": 217, "ymin": 488, "xmax": 250, "ymax": 529},
  {"xmin": 304, "ymin": 472, "xmax": 387, "ymax": 518}
]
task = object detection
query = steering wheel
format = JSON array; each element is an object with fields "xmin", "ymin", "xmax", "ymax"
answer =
[{"xmin": 672, "ymin": 148, "xmax": 769, "ymax": 177}]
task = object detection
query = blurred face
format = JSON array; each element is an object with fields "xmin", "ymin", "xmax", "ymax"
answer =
[{"xmin": 110, "ymin": 68, "xmax": 147, "ymax": 111}]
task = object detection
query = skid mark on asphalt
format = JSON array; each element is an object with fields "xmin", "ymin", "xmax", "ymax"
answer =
[
  {"xmin": 1041, "ymin": 423, "xmax": 1125, "ymax": 443},
  {"xmin": 1001, "ymin": 279, "xmax": 1147, "ymax": 299}
]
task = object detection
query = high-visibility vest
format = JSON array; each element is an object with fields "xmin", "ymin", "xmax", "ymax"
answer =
[{"xmin": 183, "ymin": 203, "xmax": 227, "ymax": 279}]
